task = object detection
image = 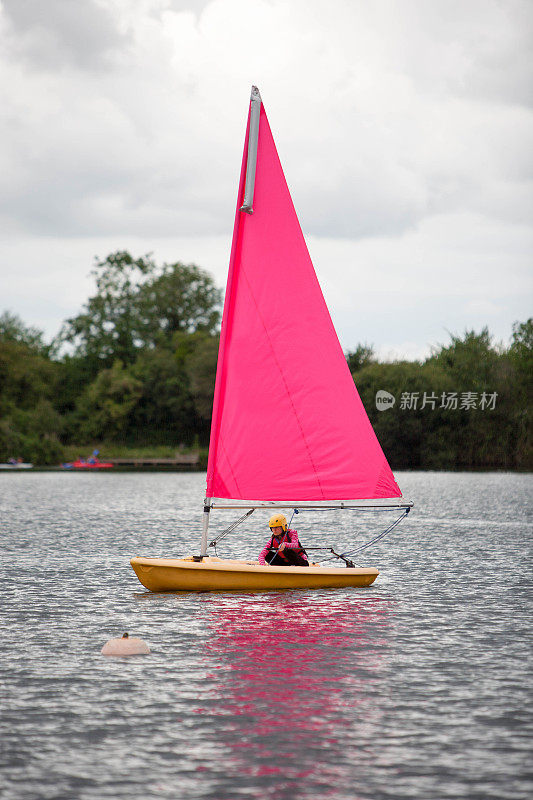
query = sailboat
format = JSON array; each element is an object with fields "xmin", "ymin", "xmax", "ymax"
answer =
[{"xmin": 131, "ymin": 86, "xmax": 412, "ymax": 592}]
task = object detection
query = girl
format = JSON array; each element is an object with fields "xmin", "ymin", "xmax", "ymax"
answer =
[{"xmin": 259, "ymin": 514, "xmax": 309, "ymax": 566}]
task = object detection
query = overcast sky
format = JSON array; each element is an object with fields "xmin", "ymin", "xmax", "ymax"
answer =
[{"xmin": 0, "ymin": 0, "xmax": 531, "ymax": 359}]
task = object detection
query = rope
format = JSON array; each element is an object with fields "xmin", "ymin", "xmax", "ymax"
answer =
[
  {"xmin": 305, "ymin": 546, "xmax": 357, "ymax": 567},
  {"xmin": 342, "ymin": 507, "xmax": 410, "ymax": 556},
  {"xmin": 209, "ymin": 508, "xmax": 254, "ymax": 555},
  {"xmin": 267, "ymin": 528, "xmax": 289, "ymax": 565},
  {"xmin": 316, "ymin": 507, "xmax": 410, "ymax": 563},
  {"xmin": 287, "ymin": 508, "xmax": 299, "ymax": 528}
]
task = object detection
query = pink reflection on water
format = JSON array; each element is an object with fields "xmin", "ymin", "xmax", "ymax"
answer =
[{"xmin": 196, "ymin": 592, "xmax": 393, "ymax": 795}]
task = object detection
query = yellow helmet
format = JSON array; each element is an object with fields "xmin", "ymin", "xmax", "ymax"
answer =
[{"xmin": 269, "ymin": 513, "xmax": 287, "ymax": 532}]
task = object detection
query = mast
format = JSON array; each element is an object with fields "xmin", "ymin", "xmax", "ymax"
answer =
[
  {"xmin": 201, "ymin": 87, "xmax": 260, "ymax": 554},
  {"xmin": 200, "ymin": 498, "xmax": 211, "ymax": 556},
  {"xmin": 205, "ymin": 86, "xmax": 254, "ymax": 502}
]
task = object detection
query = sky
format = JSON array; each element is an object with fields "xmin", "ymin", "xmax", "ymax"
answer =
[{"xmin": 0, "ymin": 0, "xmax": 531, "ymax": 360}]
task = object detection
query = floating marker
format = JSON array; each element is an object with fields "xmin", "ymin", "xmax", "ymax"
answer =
[{"xmin": 101, "ymin": 632, "xmax": 150, "ymax": 656}]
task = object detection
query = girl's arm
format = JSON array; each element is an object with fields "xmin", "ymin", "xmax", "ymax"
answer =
[
  {"xmin": 282, "ymin": 529, "xmax": 300, "ymax": 549},
  {"xmin": 258, "ymin": 542, "xmax": 270, "ymax": 565}
]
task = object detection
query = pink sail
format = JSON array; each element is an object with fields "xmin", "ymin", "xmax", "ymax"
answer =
[{"xmin": 206, "ymin": 96, "xmax": 401, "ymax": 501}]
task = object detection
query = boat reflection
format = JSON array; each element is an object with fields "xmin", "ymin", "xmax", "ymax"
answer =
[{"xmin": 197, "ymin": 591, "xmax": 393, "ymax": 795}]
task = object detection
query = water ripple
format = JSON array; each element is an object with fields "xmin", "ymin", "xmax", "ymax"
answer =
[{"xmin": 0, "ymin": 471, "xmax": 531, "ymax": 800}]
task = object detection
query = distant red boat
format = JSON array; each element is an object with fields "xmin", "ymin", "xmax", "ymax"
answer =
[
  {"xmin": 64, "ymin": 460, "xmax": 114, "ymax": 470},
  {"xmin": 61, "ymin": 450, "xmax": 114, "ymax": 470}
]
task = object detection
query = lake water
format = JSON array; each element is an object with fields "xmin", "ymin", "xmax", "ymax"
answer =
[{"xmin": 1, "ymin": 471, "xmax": 532, "ymax": 800}]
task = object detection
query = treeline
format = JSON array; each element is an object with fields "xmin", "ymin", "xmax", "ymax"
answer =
[
  {"xmin": 0, "ymin": 252, "xmax": 220, "ymax": 464},
  {"xmin": 347, "ymin": 324, "xmax": 531, "ymax": 470},
  {"xmin": 0, "ymin": 251, "xmax": 531, "ymax": 469}
]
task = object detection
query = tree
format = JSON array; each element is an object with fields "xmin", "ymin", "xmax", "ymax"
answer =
[
  {"xmin": 183, "ymin": 332, "xmax": 219, "ymax": 422},
  {"xmin": 0, "ymin": 339, "xmax": 60, "ymax": 413},
  {"xmin": 426, "ymin": 328, "xmax": 518, "ymax": 467},
  {"xmin": 73, "ymin": 361, "xmax": 142, "ymax": 442},
  {"xmin": 0, "ymin": 310, "xmax": 51, "ymax": 355},
  {"xmin": 58, "ymin": 251, "xmax": 154, "ymax": 371},
  {"xmin": 130, "ymin": 348, "xmax": 197, "ymax": 446},
  {"xmin": 137, "ymin": 262, "xmax": 222, "ymax": 345},
  {"xmin": 58, "ymin": 251, "xmax": 222, "ymax": 371},
  {"xmin": 0, "ymin": 337, "xmax": 65, "ymax": 464},
  {"xmin": 354, "ymin": 360, "xmax": 451, "ymax": 469},
  {"xmin": 508, "ymin": 318, "xmax": 532, "ymax": 469},
  {"xmin": 509, "ymin": 318, "xmax": 533, "ymax": 391},
  {"xmin": 346, "ymin": 343, "xmax": 375, "ymax": 374},
  {"xmin": 428, "ymin": 327, "xmax": 500, "ymax": 387}
]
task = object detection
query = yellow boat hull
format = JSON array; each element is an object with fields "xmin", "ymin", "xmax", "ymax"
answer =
[{"xmin": 130, "ymin": 556, "xmax": 379, "ymax": 592}]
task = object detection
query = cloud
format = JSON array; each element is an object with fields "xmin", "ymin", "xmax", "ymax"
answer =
[
  {"xmin": 2, "ymin": 0, "xmax": 130, "ymax": 70},
  {"xmin": 0, "ymin": 0, "xmax": 531, "ymax": 240},
  {"xmin": 0, "ymin": 0, "xmax": 531, "ymax": 358}
]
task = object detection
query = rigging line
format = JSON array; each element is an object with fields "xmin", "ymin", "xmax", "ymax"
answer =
[
  {"xmin": 340, "ymin": 508, "xmax": 410, "ymax": 558},
  {"xmin": 287, "ymin": 508, "xmax": 299, "ymax": 528},
  {"xmin": 310, "ymin": 508, "xmax": 410, "ymax": 563},
  {"xmin": 305, "ymin": 548, "xmax": 354, "ymax": 565},
  {"xmin": 267, "ymin": 527, "xmax": 290, "ymax": 565},
  {"xmin": 304, "ymin": 547, "xmax": 356, "ymax": 567},
  {"xmin": 208, "ymin": 508, "xmax": 255, "ymax": 548}
]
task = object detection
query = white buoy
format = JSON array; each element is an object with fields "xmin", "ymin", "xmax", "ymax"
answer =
[{"xmin": 101, "ymin": 632, "xmax": 150, "ymax": 656}]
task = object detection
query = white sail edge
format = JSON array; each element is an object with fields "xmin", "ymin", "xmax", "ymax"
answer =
[{"xmin": 207, "ymin": 498, "xmax": 413, "ymax": 510}]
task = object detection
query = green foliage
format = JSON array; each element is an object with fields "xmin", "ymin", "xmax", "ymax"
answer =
[
  {"xmin": 136, "ymin": 262, "xmax": 222, "ymax": 345},
  {"xmin": 1, "ymin": 248, "xmax": 531, "ymax": 469},
  {"xmin": 355, "ymin": 360, "xmax": 453, "ymax": 469},
  {"xmin": 57, "ymin": 251, "xmax": 155, "ymax": 370},
  {"xmin": 346, "ymin": 343, "xmax": 375, "ymax": 374},
  {"xmin": 54, "ymin": 354, "xmax": 101, "ymax": 416},
  {"xmin": 130, "ymin": 348, "xmax": 196, "ymax": 445},
  {"xmin": 0, "ymin": 339, "xmax": 66, "ymax": 464},
  {"xmin": 428, "ymin": 327, "xmax": 500, "ymax": 387},
  {"xmin": 507, "ymin": 318, "xmax": 533, "ymax": 468},
  {"xmin": 182, "ymin": 332, "xmax": 219, "ymax": 421},
  {"xmin": 0, "ymin": 310, "xmax": 52, "ymax": 355},
  {"xmin": 351, "ymin": 326, "xmax": 531, "ymax": 470},
  {"xmin": 73, "ymin": 361, "xmax": 143, "ymax": 443},
  {"xmin": 0, "ymin": 418, "xmax": 64, "ymax": 465},
  {"xmin": 509, "ymin": 319, "xmax": 533, "ymax": 395},
  {"xmin": 58, "ymin": 251, "xmax": 222, "ymax": 371},
  {"xmin": 0, "ymin": 340, "xmax": 58, "ymax": 413}
]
